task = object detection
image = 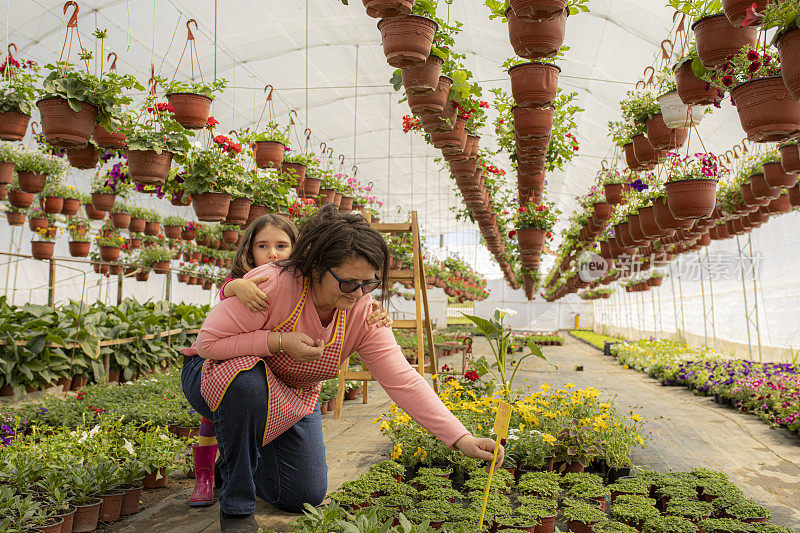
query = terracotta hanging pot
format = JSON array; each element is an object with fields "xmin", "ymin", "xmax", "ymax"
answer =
[
  {"xmin": 84, "ymin": 203, "xmax": 106, "ymax": 220},
  {"xmin": 645, "ymin": 114, "xmax": 688, "ymax": 150},
  {"xmin": 420, "ymin": 99, "xmax": 457, "ymax": 132},
  {"xmin": 780, "ymin": 142, "xmax": 800, "ymax": 173},
  {"xmin": 126, "ymin": 217, "xmax": 144, "ymax": 233},
  {"xmin": 750, "ymin": 173, "xmax": 781, "ymax": 200},
  {"xmin": 17, "ymin": 171, "xmax": 46, "ymax": 193},
  {"xmin": 638, "ymin": 206, "xmax": 665, "ymax": 238},
  {"xmin": 112, "ymin": 211, "xmax": 131, "ymax": 230},
  {"xmin": 30, "ymin": 241, "xmax": 55, "ymax": 260},
  {"xmin": 65, "ymin": 145, "xmax": 99, "ymax": 170},
  {"xmin": 510, "ymin": 0, "xmax": 567, "ymax": 21},
  {"xmin": 303, "ymin": 177, "xmax": 322, "ymax": 197},
  {"xmin": 61, "ymin": 197, "xmax": 81, "ymax": 215},
  {"xmin": 29, "ymin": 216, "xmax": 49, "ymax": 233},
  {"xmin": 333, "ymin": 192, "xmax": 343, "ymax": 207},
  {"xmin": 722, "ymin": 0, "xmax": 770, "ymax": 26},
  {"xmin": 776, "ymin": 27, "xmax": 800, "ymax": 101},
  {"xmin": 93, "ymin": 124, "xmax": 127, "ymax": 149},
  {"xmin": 623, "ymin": 142, "xmax": 649, "ymax": 172},
  {"xmin": 506, "ymin": 7, "xmax": 567, "ymax": 60},
  {"xmin": 6, "ymin": 211, "xmax": 26, "ymax": 226},
  {"xmin": 407, "ymin": 76, "xmax": 452, "ymax": 115},
  {"xmin": 166, "ymin": 93, "xmax": 213, "ymax": 129},
  {"xmin": 193, "ymin": 192, "xmax": 232, "ymax": 221},
  {"xmin": 91, "ymin": 192, "xmax": 116, "ymax": 212},
  {"xmin": 401, "ymin": 54, "xmax": 443, "ymax": 95},
  {"xmin": 317, "ymin": 189, "xmax": 336, "ymax": 206},
  {"xmin": 225, "ymin": 197, "xmax": 252, "ymax": 225},
  {"xmin": 0, "ymin": 111, "xmax": 31, "ymax": 141},
  {"xmin": 627, "ymin": 215, "xmax": 650, "ymax": 245},
  {"xmin": 762, "ymin": 161, "xmax": 797, "ymax": 188},
  {"xmin": 657, "ymin": 91, "xmax": 705, "ymax": 128},
  {"xmin": 767, "ymin": 192, "xmax": 792, "ymax": 213},
  {"xmin": 280, "ymin": 162, "xmax": 307, "ymax": 188},
  {"xmin": 693, "ymin": 14, "xmax": 757, "ymax": 70},
  {"xmin": 254, "ymin": 140, "xmax": 285, "ymax": 169},
  {"xmin": 0, "ymin": 161, "xmax": 12, "ymax": 185},
  {"xmin": 593, "ymin": 201, "xmax": 614, "ymax": 221},
  {"xmin": 430, "ymin": 115, "xmax": 467, "ymax": 149},
  {"xmin": 788, "ymin": 182, "xmax": 800, "ymax": 207},
  {"xmin": 136, "ymin": 270, "xmax": 150, "ymax": 282},
  {"xmin": 41, "ymin": 196, "xmax": 64, "ymax": 214},
  {"xmin": 614, "ymin": 222, "xmax": 635, "ymax": 248},
  {"xmin": 654, "ymin": 195, "xmax": 696, "ymax": 232},
  {"xmin": 37, "ymin": 97, "xmax": 97, "ymax": 147},
  {"xmin": 128, "ymin": 149, "xmax": 173, "ymax": 185},
  {"xmin": 378, "ymin": 15, "xmax": 438, "ymax": 68},
  {"xmin": 603, "ymin": 183, "xmax": 624, "ymax": 205},
  {"xmin": 512, "ymin": 105, "xmax": 554, "ymax": 139},
  {"xmin": 362, "ymin": 0, "xmax": 413, "ymax": 18},
  {"xmin": 665, "ymin": 179, "xmax": 717, "ymax": 219},
  {"xmin": 730, "ymin": 76, "xmax": 800, "ymax": 143},
  {"xmin": 100, "ymin": 246, "xmax": 121, "ymax": 262},
  {"xmin": 164, "ymin": 225, "xmax": 182, "ymax": 239},
  {"xmin": 508, "ymin": 62, "xmax": 560, "ymax": 107},
  {"xmin": 674, "ymin": 61, "xmax": 717, "ymax": 106},
  {"xmin": 517, "ymin": 227, "xmax": 546, "ymax": 252},
  {"xmin": 339, "ymin": 195, "xmax": 354, "ymax": 211},
  {"xmin": 632, "ymin": 133, "xmax": 663, "ymax": 165},
  {"xmin": 67, "ymin": 241, "xmax": 90, "ymax": 258},
  {"xmin": 450, "ymin": 158, "xmax": 479, "ymax": 178}
]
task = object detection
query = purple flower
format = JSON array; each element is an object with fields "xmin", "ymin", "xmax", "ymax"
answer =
[{"xmin": 629, "ymin": 179, "xmax": 648, "ymax": 192}]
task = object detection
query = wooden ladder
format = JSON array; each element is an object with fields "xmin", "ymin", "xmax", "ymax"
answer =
[{"xmin": 333, "ymin": 211, "xmax": 438, "ymax": 419}]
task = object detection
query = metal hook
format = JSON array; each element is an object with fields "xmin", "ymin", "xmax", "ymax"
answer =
[
  {"xmin": 660, "ymin": 39, "xmax": 674, "ymax": 61},
  {"xmin": 643, "ymin": 66, "xmax": 655, "ymax": 86},
  {"xmin": 289, "ymin": 109, "xmax": 297, "ymax": 125},
  {"xmin": 368, "ymin": 181, "xmax": 373, "ymax": 189},
  {"xmin": 30, "ymin": 121, "xmax": 40, "ymax": 135},
  {"xmin": 327, "ymin": 147, "xmax": 333, "ymax": 161},
  {"xmin": 673, "ymin": 11, "xmax": 686, "ymax": 32},
  {"xmin": 352, "ymin": 165, "xmax": 358, "ymax": 177},
  {"xmin": 186, "ymin": 19, "xmax": 198, "ymax": 41},
  {"xmin": 601, "ymin": 160, "xmax": 609, "ymax": 171},
  {"xmin": 338, "ymin": 154, "xmax": 345, "ymax": 167},
  {"xmin": 7, "ymin": 43, "xmax": 17, "ymax": 58},
  {"xmin": 228, "ymin": 130, "xmax": 240, "ymax": 140},
  {"xmin": 740, "ymin": 138, "xmax": 749, "ymax": 154},
  {"xmin": 635, "ymin": 81, "xmax": 646, "ymax": 90},
  {"xmin": 106, "ymin": 52, "xmax": 117, "ymax": 71},
  {"xmin": 264, "ymin": 84, "xmax": 274, "ymax": 101},
  {"xmin": 148, "ymin": 62, "xmax": 157, "ymax": 94},
  {"xmin": 396, "ymin": 205, "xmax": 402, "ymax": 214},
  {"xmin": 319, "ymin": 142, "xmax": 327, "ymax": 153},
  {"xmin": 304, "ymin": 128, "xmax": 311, "ymax": 141},
  {"xmin": 63, "ymin": 2, "xmax": 79, "ymax": 28},
  {"xmin": 732, "ymin": 145, "xmax": 743, "ymax": 159}
]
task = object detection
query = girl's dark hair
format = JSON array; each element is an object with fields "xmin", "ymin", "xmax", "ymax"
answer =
[
  {"xmin": 230, "ymin": 214, "xmax": 299, "ymax": 278},
  {"xmin": 278, "ymin": 204, "xmax": 390, "ymax": 306}
]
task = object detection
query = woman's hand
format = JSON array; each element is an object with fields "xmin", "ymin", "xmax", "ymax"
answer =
[
  {"xmin": 453, "ymin": 435, "xmax": 505, "ymax": 467},
  {"xmin": 274, "ymin": 331, "xmax": 325, "ymax": 363},
  {"xmin": 230, "ymin": 277, "xmax": 271, "ymax": 312},
  {"xmin": 367, "ymin": 301, "xmax": 393, "ymax": 328}
]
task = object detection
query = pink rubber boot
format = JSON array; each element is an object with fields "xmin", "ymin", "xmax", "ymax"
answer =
[{"xmin": 189, "ymin": 443, "xmax": 217, "ymax": 507}]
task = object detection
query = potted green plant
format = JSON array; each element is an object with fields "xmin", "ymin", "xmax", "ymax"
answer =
[
  {"xmin": 163, "ymin": 215, "xmax": 186, "ymax": 239},
  {"xmin": 665, "ymin": 499, "xmax": 713, "ymax": 522},
  {"xmin": 67, "ymin": 217, "xmax": 91, "ymax": 257},
  {"xmin": 157, "ymin": 77, "xmax": 226, "ymax": 130},
  {"xmin": 698, "ymin": 518, "xmax": 755, "ymax": 533},
  {"xmin": 642, "ymin": 516, "xmax": 697, "ymax": 533},
  {"xmin": 182, "ymin": 134, "xmax": 247, "ymax": 221},
  {"xmin": 12, "ymin": 146, "xmax": 68, "ymax": 194},
  {"xmin": 663, "ymin": 151, "xmax": 725, "ymax": 220},
  {"xmin": 110, "ymin": 201, "xmax": 131, "ymax": 230},
  {"xmin": 611, "ymin": 501, "xmax": 660, "ymax": 530},
  {"xmin": 31, "ymin": 226, "xmax": 57, "ymax": 260},
  {"xmin": 280, "ymin": 151, "xmax": 316, "ymax": 190},
  {"xmin": 760, "ymin": 2, "xmax": 800, "ymax": 100},
  {"xmin": 143, "ymin": 208, "xmax": 162, "ymax": 236},
  {"xmin": 514, "ymin": 198, "xmax": 559, "ymax": 257},
  {"xmin": 242, "ymin": 121, "xmax": 290, "ymax": 169},
  {"xmin": 727, "ymin": 500, "xmax": 771, "ymax": 524},
  {"xmin": 563, "ymin": 500, "xmax": 607, "ymax": 533},
  {"xmin": 138, "ymin": 245, "xmax": 173, "ymax": 274},
  {"xmin": 90, "ymin": 160, "xmax": 131, "ymax": 212},
  {"xmin": 0, "ymin": 52, "xmax": 38, "ymax": 140},
  {"xmin": 96, "ymin": 233, "xmax": 124, "ymax": 262},
  {"xmin": 517, "ymin": 471, "xmax": 563, "ymax": 499},
  {"xmin": 5, "ymin": 204, "xmax": 27, "ymax": 226}
]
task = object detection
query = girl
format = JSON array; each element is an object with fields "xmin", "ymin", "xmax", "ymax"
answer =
[{"xmin": 189, "ymin": 214, "xmax": 391, "ymax": 508}]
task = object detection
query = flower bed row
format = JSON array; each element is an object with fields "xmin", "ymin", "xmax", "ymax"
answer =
[{"xmin": 599, "ymin": 339, "xmax": 800, "ymax": 435}]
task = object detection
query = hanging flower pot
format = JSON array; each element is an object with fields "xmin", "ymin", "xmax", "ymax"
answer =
[
  {"xmin": 722, "ymin": 0, "xmax": 770, "ymax": 26},
  {"xmin": 788, "ymin": 183, "xmax": 800, "ymax": 207},
  {"xmin": 112, "ymin": 211, "xmax": 131, "ymax": 229},
  {"xmin": 378, "ymin": 15, "xmax": 438, "ymax": 68},
  {"xmin": 665, "ymin": 179, "xmax": 718, "ymax": 219},
  {"xmin": 767, "ymin": 192, "xmax": 792, "ymax": 214},
  {"xmin": 603, "ymin": 183, "xmax": 624, "ymax": 205},
  {"xmin": 304, "ymin": 177, "xmax": 322, "ymax": 197},
  {"xmin": 100, "ymin": 246, "xmax": 121, "ymax": 262},
  {"xmin": 777, "ymin": 27, "xmax": 800, "ymax": 101},
  {"xmin": 152, "ymin": 261, "xmax": 171, "ymax": 274},
  {"xmin": 780, "ymin": 142, "xmax": 800, "ymax": 173},
  {"xmin": 763, "ymin": 161, "xmax": 797, "ymax": 188},
  {"xmin": 510, "ymin": 0, "xmax": 567, "ymax": 21},
  {"xmin": 41, "ymin": 196, "xmax": 64, "ymax": 214},
  {"xmin": 509, "ymin": 62, "xmax": 561, "ymax": 108},
  {"xmin": 126, "ymin": 217, "xmax": 144, "ymax": 233},
  {"xmin": 628, "ymin": 214, "xmax": 651, "ymax": 244},
  {"xmin": 6, "ymin": 211, "xmax": 26, "ymax": 226},
  {"xmin": 645, "ymin": 114, "xmax": 688, "ymax": 150},
  {"xmin": 31, "ymin": 240, "xmax": 55, "ymax": 260},
  {"xmin": 401, "ymin": 54, "xmax": 443, "ymax": 95},
  {"xmin": 29, "ymin": 217, "xmax": 49, "ymax": 233},
  {"xmin": 17, "ymin": 171, "xmax": 46, "ymax": 193},
  {"xmin": 91, "ymin": 192, "xmax": 116, "ymax": 212},
  {"xmin": 83, "ymin": 203, "xmax": 106, "ymax": 220},
  {"xmin": 692, "ymin": 14, "xmax": 757, "ymax": 70},
  {"xmin": 254, "ymin": 141, "xmax": 285, "ymax": 169},
  {"xmin": 164, "ymin": 225, "xmax": 182, "ymax": 239},
  {"xmin": 674, "ymin": 61, "xmax": 717, "ymax": 106},
  {"xmin": 280, "ymin": 162, "xmax": 307, "ymax": 187},
  {"xmin": 136, "ymin": 270, "xmax": 150, "ymax": 282},
  {"xmin": 431, "ymin": 115, "xmax": 467, "ymax": 149},
  {"xmin": 657, "ymin": 91, "xmax": 705, "ymax": 128},
  {"xmin": 419, "ymin": 99, "xmax": 457, "ymax": 133},
  {"xmin": 0, "ymin": 161, "xmax": 13, "ymax": 185},
  {"xmin": 127, "ymin": 149, "xmax": 173, "ymax": 185},
  {"xmin": 623, "ymin": 142, "xmax": 649, "ymax": 172},
  {"xmin": 450, "ymin": 158, "xmax": 479, "ymax": 178},
  {"xmin": 0, "ymin": 111, "xmax": 31, "ymax": 141},
  {"xmin": 517, "ymin": 227, "xmax": 546, "ymax": 253},
  {"xmin": 512, "ymin": 106, "xmax": 554, "ymax": 139},
  {"xmin": 363, "ymin": 0, "xmax": 414, "ymax": 18},
  {"xmin": 222, "ymin": 229, "xmax": 239, "ymax": 243},
  {"xmin": 246, "ymin": 204, "xmax": 270, "ymax": 226},
  {"xmin": 68, "ymin": 241, "xmax": 91, "ymax": 257},
  {"xmin": 61, "ymin": 197, "xmax": 81, "ymax": 215},
  {"xmin": 224, "ymin": 197, "xmax": 252, "ymax": 225},
  {"xmin": 638, "ymin": 206, "xmax": 664, "ymax": 239},
  {"xmin": 166, "ymin": 93, "xmax": 213, "ymax": 129},
  {"xmin": 66, "ymin": 145, "xmax": 99, "ymax": 170},
  {"xmin": 339, "ymin": 195, "xmax": 354, "ymax": 211},
  {"xmin": 93, "ymin": 124, "xmax": 127, "ymax": 149},
  {"xmin": 193, "ymin": 191, "xmax": 231, "ymax": 221},
  {"xmin": 506, "ymin": 7, "xmax": 567, "ymax": 60},
  {"xmin": 749, "ymin": 173, "xmax": 781, "ymax": 200},
  {"xmin": 631, "ymin": 134, "xmax": 663, "ymax": 166},
  {"xmin": 731, "ymin": 76, "xmax": 800, "ymax": 142},
  {"xmin": 144, "ymin": 221, "xmax": 161, "ymax": 236},
  {"xmin": 407, "ymin": 76, "xmax": 452, "ymax": 115},
  {"xmin": 36, "ymin": 97, "xmax": 97, "ymax": 147}
]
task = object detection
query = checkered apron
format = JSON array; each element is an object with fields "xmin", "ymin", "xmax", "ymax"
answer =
[{"xmin": 200, "ymin": 280, "xmax": 347, "ymax": 445}]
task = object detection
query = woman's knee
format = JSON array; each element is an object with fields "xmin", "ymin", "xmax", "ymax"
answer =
[{"xmin": 274, "ymin": 477, "xmax": 327, "ymax": 512}]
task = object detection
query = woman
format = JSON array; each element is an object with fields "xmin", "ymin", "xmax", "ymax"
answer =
[{"xmin": 182, "ymin": 205, "xmax": 503, "ymax": 533}]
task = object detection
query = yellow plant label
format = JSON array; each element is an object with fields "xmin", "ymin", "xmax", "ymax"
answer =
[{"xmin": 492, "ymin": 400, "xmax": 512, "ymax": 439}]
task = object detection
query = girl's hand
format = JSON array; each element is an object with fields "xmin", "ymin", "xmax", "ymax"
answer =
[
  {"xmin": 453, "ymin": 435, "xmax": 505, "ymax": 467},
  {"xmin": 231, "ymin": 277, "xmax": 271, "ymax": 312},
  {"xmin": 367, "ymin": 301, "xmax": 393, "ymax": 328},
  {"xmin": 278, "ymin": 332, "xmax": 325, "ymax": 362}
]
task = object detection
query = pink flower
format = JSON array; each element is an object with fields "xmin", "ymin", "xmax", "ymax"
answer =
[{"xmin": 741, "ymin": 3, "xmax": 762, "ymax": 27}]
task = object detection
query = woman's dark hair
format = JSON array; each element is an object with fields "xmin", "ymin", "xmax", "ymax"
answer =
[
  {"xmin": 278, "ymin": 204, "xmax": 390, "ymax": 306},
  {"xmin": 230, "ymin": 214, "xmax": 299, "ymax": 278}
]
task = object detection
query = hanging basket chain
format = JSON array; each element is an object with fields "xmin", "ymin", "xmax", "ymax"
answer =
[
  {"xmin": 171, "ymin": 19, "xmax": 204, "ymax": 84},
  {"xmin": 254, "ymin": 84, "xmax": 276, "ymax": 133}
]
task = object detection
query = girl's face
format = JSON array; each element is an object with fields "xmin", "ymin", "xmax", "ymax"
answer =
[{"xmin": 251, "ymin": 225, "xmax": 292, "ymax": 266}]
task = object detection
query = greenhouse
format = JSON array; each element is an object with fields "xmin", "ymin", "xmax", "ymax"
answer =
[{"xmin": 1, "ymin": 0, "xmax": 799, "ymax": 532}]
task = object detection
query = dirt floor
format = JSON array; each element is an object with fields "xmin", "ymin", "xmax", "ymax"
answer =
[{"xmin": 107, "ymin": 334, "xmax": 800, "ymax": 532}]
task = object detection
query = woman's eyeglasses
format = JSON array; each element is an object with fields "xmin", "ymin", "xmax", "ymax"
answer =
[{"xmin": 326, "ymin": 268, "xmax": 382, "ymax": 293}]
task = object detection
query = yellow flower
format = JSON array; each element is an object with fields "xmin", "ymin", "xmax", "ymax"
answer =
[
  {"xmin": 541, "ymin": 433, "xmax": 556, "ymax": 445},
  {"xmin": 630, "ymin": 414, "xmax": 643, "ymax": 422},
  {"xmin": 636, "ymin": 435, "xmax": 645, "ymax": 446},
  {"xmin": 599, "ymin": 402, "xmax": 611, "ymax": 410},
  {"xmin": 390, "ymin": 444, "xmax": 402, "ymax": 460},
  {"xmin": 565, "ymin": 383, "xmax": 575, "ymax": 388}
]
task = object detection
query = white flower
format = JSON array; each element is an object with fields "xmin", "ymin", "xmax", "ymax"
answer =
[
  {"xmin": 160, "ymin": 434, "xmax": 169, "ymax": 441},
  {"xmin": 495, "ymin": 307, "xmax": 518, "ymax": 318},
  {"xmin": 77, "ymin": 434, "xmax": 87, "ymax": 444},
  {"xmin": 88, "ymin": 425, "xmax": 100, "ymax": 437},
  {"xmin": 123, "ymin": 439, "xmax": 135, "ymax": 456}
]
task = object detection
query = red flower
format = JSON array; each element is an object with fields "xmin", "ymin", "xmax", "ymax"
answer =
[
  {"xmin": 464, "ymin": 370, "xmax": 479, "ymax": 382},
  {"xmin": 536, "ymin": 204, "xmax": 546, "ymax": 212},
  {"xmin": 213, "ymin": 135, "xmax": 229, "ymax": 145},
  {"xmin": 763, "ymin": 54, "xmax": 772, "ymax": 65},
  {"xmin": 479, "ymin": 100, "xmax": 489, "ymax": 109},
  {"xmin": 722, "ymin": 75, "xmax": 734, "ymax": 87},
  {"xmin": 546, "ymin": 231, "xmax": 553, "ymax": 238},
  {"xmin": 206, "ymin": 116, "xmax": 219, "ymax": 128},
  {"xmin": 508, "ymin": 230, "xmax": 517, "ymax": 239},
  {"xmin": 747, "ymin": 50, "xmax": 760, "ymax": 61},
  {"xmin": 748, "ymin": 61, "xmax": 761, "ymax": 73},
  {"xmin": 741, "ymin": 3, "xmax": 762, "ymax": 27}
]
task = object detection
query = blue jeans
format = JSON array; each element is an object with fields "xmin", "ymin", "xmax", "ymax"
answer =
[{"xmin": 181, "ymin": 355, "xmax": 328, "ymax": 514}]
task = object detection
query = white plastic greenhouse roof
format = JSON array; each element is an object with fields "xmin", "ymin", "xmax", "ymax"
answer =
[{"xmin": 11, "ymin": 0, "xmax": 753, "ymax": 273}]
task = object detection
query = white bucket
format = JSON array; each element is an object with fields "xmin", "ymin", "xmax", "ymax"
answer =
[{"xmin": 658, "ymin": 91, "xmax": 705, "ymax": 129}]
